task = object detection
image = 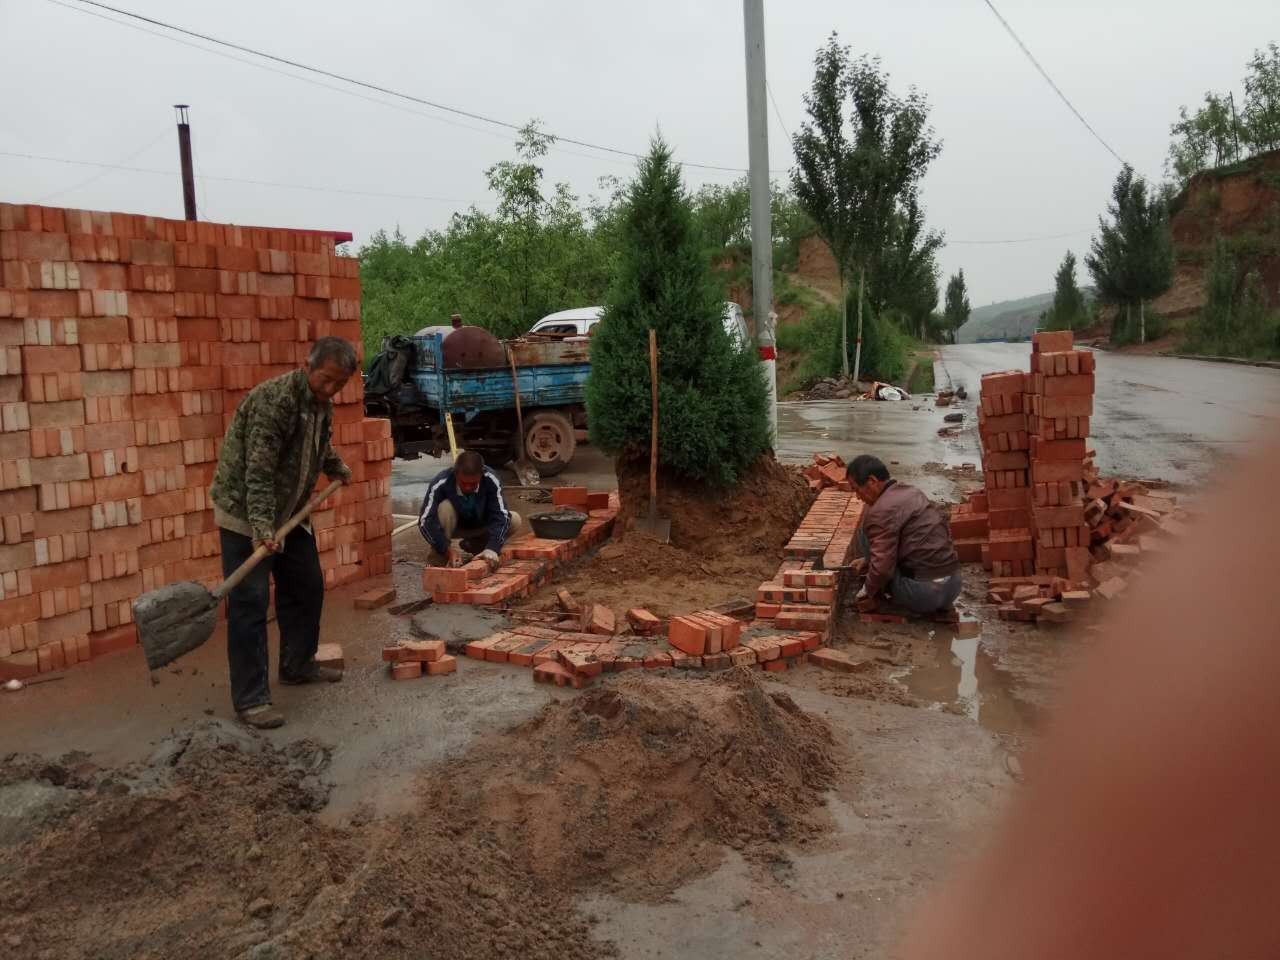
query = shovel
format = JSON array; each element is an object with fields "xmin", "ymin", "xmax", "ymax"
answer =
[
  {"xmin": 133, "ymin": 479, "xmax": 345, "ymax": 670},
  {"xmin": 508, "ymin": 346, "xmax": 540, "ymax": 487},
  {"xmin": 635, "ymin": 328, "xmax": 671, "ymax": 543}
]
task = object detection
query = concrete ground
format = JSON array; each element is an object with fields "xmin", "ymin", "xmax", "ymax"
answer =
[{"xmin": 5, "ymin": 346, "xmax": 1278, "ymax": 957}]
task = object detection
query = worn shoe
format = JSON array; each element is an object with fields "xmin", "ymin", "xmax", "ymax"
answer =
[
  {"xmin": 279, "ymin": 664, "xmax": 343, "ymax": 685},
  {"xmin": 237, "ymin": 705, "xmax": 285, "ymax": 729}
]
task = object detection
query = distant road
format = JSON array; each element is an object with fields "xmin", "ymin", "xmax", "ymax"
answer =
[{"xmin": 935, "ymin": 344, "xmax": 1280, "ymax": 486}]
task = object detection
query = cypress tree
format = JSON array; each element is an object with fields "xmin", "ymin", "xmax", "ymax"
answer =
[{"xmin": 585, "ymin": 138, "xmax": 770, "ymax": 487}]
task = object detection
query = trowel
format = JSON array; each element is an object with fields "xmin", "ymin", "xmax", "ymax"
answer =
[{"xmin": 132, "ymin": 479, "xmax": 344, "ymax": 670}]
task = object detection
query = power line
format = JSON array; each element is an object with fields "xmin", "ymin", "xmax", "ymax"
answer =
[
  {"xmin": 979, "ymin": 0, "xmax": 1129, "ymax": 168},
  {"xmin": 43, "ymin": 0, "xmax": 747, "ymax": 183},
  {"xmin": 765, "ymin": 78, "xmax": 793, "ymax": 143},
  {"xmin": 34, "ymin": 127, "xmax": 170, "ymax": 203},
  {"xmin": 945, "ymin": 229, "xmax": 1091, "ymax": 245},
  {"xmin": 42, "ymin": 0, "xmax": 702, "ymax": 187},
  {"xmin": 0, "ymin": 150, "xmax": 485, "ymax": 206},
  {"xmin": 55, "ymin": 0, "xmax": 770, "ymax": 176}
]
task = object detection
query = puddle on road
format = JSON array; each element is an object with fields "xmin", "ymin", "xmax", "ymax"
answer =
[{"xmin": 898, "ymin": 633, "xmax": 1038, "ymax": 737}]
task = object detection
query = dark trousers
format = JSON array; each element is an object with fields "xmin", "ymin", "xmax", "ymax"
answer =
[
  {"xmin": 855, "ymin": 528, "xmax": 963, "ymax": 615},
  {"xmin": 220, "ymin": 526, "xmax": 325, "ymax": 712}
]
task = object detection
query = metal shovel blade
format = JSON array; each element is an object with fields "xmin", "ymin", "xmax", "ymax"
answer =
[
  {"xmin": 635, "ymin": 502, "xmax": 671, "ymax": 543},
  {"xmin": 133, "ymin": 580, "xmax": 221, "ymax": 670}
]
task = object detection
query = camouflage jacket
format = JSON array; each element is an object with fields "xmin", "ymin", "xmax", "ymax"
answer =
[{"xmin": 211, "ymin": 368, "xmax": 351, "ymax": 541}]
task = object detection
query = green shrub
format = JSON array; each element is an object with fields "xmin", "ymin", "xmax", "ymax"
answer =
[{"xmin": 585, "ymin": 140, "xmax": 771, "ymax": 487}]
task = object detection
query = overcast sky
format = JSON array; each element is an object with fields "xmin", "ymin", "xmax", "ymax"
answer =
[{"xmin": 2, "ymin": 0, "xmax": 1275, "ymax": 305}]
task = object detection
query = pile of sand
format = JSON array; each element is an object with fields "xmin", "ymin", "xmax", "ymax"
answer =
[{"xmin": 0, "ymin": 671, "xmax": 839, "ymax": 960}]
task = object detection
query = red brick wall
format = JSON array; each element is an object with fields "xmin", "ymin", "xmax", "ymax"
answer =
[{"xmin": 0, "ymin": 202, "xmax": 391, "ymax": 679}]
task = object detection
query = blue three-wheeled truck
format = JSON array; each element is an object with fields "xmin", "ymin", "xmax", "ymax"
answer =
[{"xmin": 363, "ymin": 324, "xmax": 590, "ymax": 476}]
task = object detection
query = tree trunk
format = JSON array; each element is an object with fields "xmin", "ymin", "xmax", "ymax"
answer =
[
  {"xmin": 852, "ymin": 264, "xmax": 866, "ymax": 385},
  {"xmin": 1139, "ymin": 299, "xmax": 1146, "ymax": 345},
  {"xmin": 839, "ymin": 274, "xmax": 850, "ymax": 379},
  {"xmin": 1125, "ymin": 302, "xmax": 1132, "ymax": 340}
]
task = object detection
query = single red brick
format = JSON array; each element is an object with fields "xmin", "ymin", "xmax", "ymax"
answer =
[
  {"xmin": 551, "ymin": 486, "xmax": 589, "ymax": 507},
  {"xmin": 314, "ymin": 642, "xmax": 344, "ymax": 670},
  {"xmin": 666, "ymin": 616, "xmax": 706, "ymax": 656},
  {"xmin": 400, "ymin": 639, "xmax": 445, "ymax": 663},
  {"xmin": 779, "ymin": 635, "xmax": 804, "ymax": 658},
  {"xmin": 625, "ymin": 607, "xmax": 662, "ymax": 634},
  {"xmin": 585, "ymin": 604, "xmax": 616, "ymax": 636},
  {"xmin": 391, "ymin": 660, "xmax": 422, "ymax": 680},
  {"xmin": 353, "ymin": 585, "xmax": 396, "ymax": 609},
  {"xmin": 533, "ymin": 660, "xmax": 572, "ymax": 685},
  {"xmin": 423, "ymin": 566, "xmax": 467, "ymax": 594},
  {"xmin": 426, "ymin": 654, "xmax": 457, "ymax": 676}
]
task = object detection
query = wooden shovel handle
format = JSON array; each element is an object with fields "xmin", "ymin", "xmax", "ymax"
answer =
[
  {"xmin": 648, "ymin": 329, "xmax": 658, "ymax": 507},
  {"xmin": 509, "ymin": 347, "xmax": 526, "ymax": 451},
  {"xmin": 213, "ymin": 478, "xmax": 345, "ymax": 600}
]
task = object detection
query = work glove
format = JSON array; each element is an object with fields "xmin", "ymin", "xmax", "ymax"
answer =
[{"xmin": 478, "ymin": 549, "xmax": 501, "ymax": 572}]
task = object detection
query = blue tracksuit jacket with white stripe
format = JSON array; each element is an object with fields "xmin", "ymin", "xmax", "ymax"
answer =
[{"xmin": 417, "ymin": 467, "xmax": 512, "ymax": 555}]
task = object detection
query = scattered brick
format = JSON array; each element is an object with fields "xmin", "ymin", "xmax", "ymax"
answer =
[
  {"xmin": 808, "ymin": 648, "xmax": 871, "ymax": 673},
  {"xmin": 391, "ymin": 661, "xmax": 422, "ymax": 680},
  {"xmin": 399, "ymin": 639, "xmax": 445, "ymax": 663},
  {"xmin": 584, "ymin": 604, "xmax": 616, "ymax": 636},
  {"xmin": 354, "ymin": 585, "xmax": 396, "ymax": 609},
  {"xmin": 625, "ymin": 607, "xmax": 662, "ymax": 635},
  {"xmin": 315, "ymin": 642, "xmax": 344, "ymax": 670}
]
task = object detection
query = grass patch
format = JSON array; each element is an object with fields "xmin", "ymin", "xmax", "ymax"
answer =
[{"xmin": 907, "ymin": 353, "xmax": 936, "ymax": 394}]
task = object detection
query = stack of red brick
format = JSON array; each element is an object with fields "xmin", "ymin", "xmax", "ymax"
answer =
[
  {"xmin": 957, "ymin": 330, "xmax": 1097, "ymax": 580},
  {"xmin": 421, "ymin": 490, "xmax": 620, "ymax": 605},
  {"xmin": 1025, "ymin": 331, "xmax": 1096, "ymax": 580},
  {"xmin": 0, "ymin": 202, "xmax": 392, "ymax": 680},
  {"xmin": 972, "ymin": 367, "xmax": 1034, "ymax": 577},
  {"xmin": 948, "ymin": 330, "xmax": 1190, "ymax": 623},
  {"xmin": 752, "ymin": 489, "xmax": 863, "ymax": 638},
  {"xmin": 382, "ymin": 638, "xmax": 457, "ymax": 679}
]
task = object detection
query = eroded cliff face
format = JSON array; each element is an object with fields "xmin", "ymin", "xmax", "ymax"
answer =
[{"xmin": 1159, "ymin": 149, "xmax": 1280, "ymax": 318}]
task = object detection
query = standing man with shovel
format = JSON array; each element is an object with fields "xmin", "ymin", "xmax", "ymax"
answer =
[{"xmin": 210, "ymin": 337, "xmax": 357, "ymax": 729}]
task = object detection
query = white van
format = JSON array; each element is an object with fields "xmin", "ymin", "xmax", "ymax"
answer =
[{"xmin": 529, "ymin": 303, "xmax": 751, "ymax": 348}]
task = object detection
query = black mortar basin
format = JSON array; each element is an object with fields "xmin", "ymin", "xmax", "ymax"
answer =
[{"xmin": 529, "ymin": 510, "xmax": 588, "ymax": 540}]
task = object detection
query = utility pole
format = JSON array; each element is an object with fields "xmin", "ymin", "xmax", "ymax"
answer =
[
  {"xmin": 742, "ymin": 0, "xmax": 777, "ymax": 439},
  {"xmin": 174, "ymin": 105, "xmax": 197, "ymax": 221}
]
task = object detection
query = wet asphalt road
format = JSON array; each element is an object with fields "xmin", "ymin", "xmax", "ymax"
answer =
[{"xmin": 935, "ymin": 344, "xmax": 1280, "ymax": 488}]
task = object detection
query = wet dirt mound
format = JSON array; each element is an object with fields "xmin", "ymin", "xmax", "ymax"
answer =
[
  {"xmin": 423, "ymin": 669, "xmax": 839, "ymax": 899},
  {"xmin": 0, "ymin": 673, "xmax": 838, "ymax": 960},
  {"xmin": 615, "ymin": 453, "xmax": 811, "ymax": 558},
  {"xmin": 544, "ymin": 454, "xmax": 812, "ymax": 615}
]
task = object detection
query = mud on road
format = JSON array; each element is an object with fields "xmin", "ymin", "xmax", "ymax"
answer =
[{"xmin": 0, "ymin": 671, "xmax": 840, "ymax": 960}]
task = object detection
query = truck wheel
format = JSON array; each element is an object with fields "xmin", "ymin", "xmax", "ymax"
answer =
[{"xmin": 524, "ymin": 411, "xmax": 576, "ymax": 477}]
